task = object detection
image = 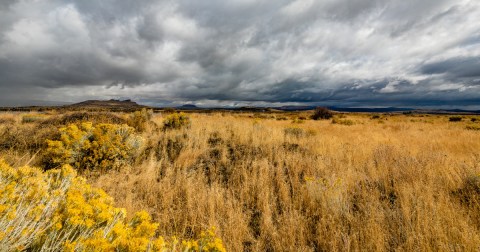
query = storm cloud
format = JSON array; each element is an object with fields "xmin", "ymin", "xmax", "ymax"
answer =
[{"xmin": 0, "ymin": 0, "xmax": 479, "ymax": 107}]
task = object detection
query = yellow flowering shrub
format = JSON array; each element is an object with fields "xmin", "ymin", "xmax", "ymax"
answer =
[
  {"xmin": 0, "ymin": 160, "xmax": 226, "ymax": 252},
  {"xmin": 163, "ymin": 113, "xmax": 191, "ymax": 130},
  {"xmin": 0, "ymin": 159, "xmax": 71, "ymax": 251},
  {"xmin": 128, "ymin": 108, "xmax": 153, "ymax": 132},
  {"xmin": 180, "ymin": 227, "xmax": 227, "ymax": 252},
  {"xmin": 46, "ymin": 122, "xmax": 143, "ymax": 171}
]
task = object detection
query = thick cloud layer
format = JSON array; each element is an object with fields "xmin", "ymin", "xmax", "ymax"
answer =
[{"xmin": 0, "ymin": 0, "xmax": 479, "ymax": 107}]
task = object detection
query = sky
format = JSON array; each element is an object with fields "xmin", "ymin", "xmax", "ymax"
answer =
[{"xmin": 0, "ymin": 0, "xmax": 479, "ymax": 108}]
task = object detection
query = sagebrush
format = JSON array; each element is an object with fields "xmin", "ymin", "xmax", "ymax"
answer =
[
  {"xmin": 46, "ymin": 122, "xmax": 143, "ymax": 171},
  {"xmin": 0, "ymin": 160, "xmax": 226, "ymax": 251}
]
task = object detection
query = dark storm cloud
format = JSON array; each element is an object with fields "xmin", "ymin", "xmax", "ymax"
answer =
[
  {"xmin": 421, "ymin": 57, "xmax": 480, "ymax": 79},
  {"xmin": 0, "ymin": 0, "xmax": 479, "ymax": 107}
]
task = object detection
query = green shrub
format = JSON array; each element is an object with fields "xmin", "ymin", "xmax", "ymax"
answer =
[
  {"xmin": 311, "ymin": 107, "xmax": 333, "ymax": 120},
  {"xmin": 46, "ymin": 122, "xmax": 143, "ymax": 171},
  {"xmin": 163, "ymin": 112, "xmax": 191, "ymax": 130}
]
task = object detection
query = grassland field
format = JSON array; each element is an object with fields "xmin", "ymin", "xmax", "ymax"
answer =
[{"xmin": 1, "ymin": 109, "xmax": 480, "ymax": 251}]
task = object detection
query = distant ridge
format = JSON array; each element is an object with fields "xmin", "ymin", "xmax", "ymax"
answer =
[
  {"xmin": 55, "ymin": 99, "xmax": 147, "ymax": 112},
  {"xmin": 68, "ymin": 99, "xmax": 139, "ymax": 107},
  {"xmin": 328, "ymin": 106, "xmax": 413, "ymax": 113},
  {"xmin": 1, "ymin": 101, "xmax": 479, "ymax": 114},
  {"xmin": 272, "ymin": 106, "xmax": 480, "ymax": 114},
  {"xmin": 177, "ymin": 104, "xmax": 199, "ymax": 109},
  {"xmin": 168, "ymin": 104, "xmax": 480, "ymax": 114}
]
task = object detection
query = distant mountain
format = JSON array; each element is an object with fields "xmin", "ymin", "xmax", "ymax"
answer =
[
  {"xmin": 276, "ymin": 106, "xmax": 316, "ymax": 111},
  {"xmin": 409, "ymin": 109, "xmax": 480, "ymax": 114},
  {"xmin": 1, "ymin": 100, "xmax": 479, "ymax": 114},
  {"xmin": 65, "ymin": 99, "xmax": 146, "ymax": 111},
  {"xmin": 272, "ymin": 106, "xmax": 413, "ymax": 112},
  {"xmin": 269, "ymin": 106, "xmax": 480, "ymax": 114},
  {"xmin": 328, "ymin": 107, "xmax": 414, "ymax": 113},
  {"xmin": 177, "ymin": 104, "xmax": 199, "ymax": 109},
  {"xmin": 69, "ymin": 99, "xmax": 138, "ymax": 107}
]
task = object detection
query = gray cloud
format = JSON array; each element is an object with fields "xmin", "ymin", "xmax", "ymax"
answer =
[
  {"xmin": 421, "ymin": 57, "xmax": 480, "ymax": 79},
  {"xmin": 0, "ymin": 0, "xmax": 479, "ymax": 108}
]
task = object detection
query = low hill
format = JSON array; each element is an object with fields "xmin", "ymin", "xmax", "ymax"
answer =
[{"xmin": 64, "ymin": 99, "xmax": 147, "ymax": 111}]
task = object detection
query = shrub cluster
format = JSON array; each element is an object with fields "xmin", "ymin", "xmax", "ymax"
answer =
[
  {"xmin": 46, "ymin": 122, "xmax": 143, "ymax": 171},
  {"xmin": 449, "ymin": 116, "xmax": 462, "ymax": 122},
  {"xmin": 163, "ymin": 113, "xmax": 191, "ymax": 130},
  {"xmin": 128, "ymin": 108, "xmax": 153, "ymax": 132},
  {"xmin": 0, "ymin": 160, "xmax": 226, "ymax": 251},
  {"xmin": 311, "ymin": 107, "xmax": 333, "ymax": 120},
  {"xmin": 41, "ymin": 112, "xmax": 127, "ymax": 126}
]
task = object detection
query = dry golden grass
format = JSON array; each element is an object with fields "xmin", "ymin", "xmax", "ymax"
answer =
[{"xmin": 1, "ymin": 111, "xmax": 480, "ymax": 251}]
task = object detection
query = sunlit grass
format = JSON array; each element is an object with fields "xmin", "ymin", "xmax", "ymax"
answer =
[{"xmin": 1, "ymin": 110, "xmax": 480, "ymax": 251}]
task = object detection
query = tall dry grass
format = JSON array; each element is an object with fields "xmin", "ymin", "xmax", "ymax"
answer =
[
  {"xmin": 91, "ymin": 113, "xmax": 480, "ymax": 251},
  {"xmin": 1, "ymin": 111, "xmax": 480, "ymax": 251}
]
